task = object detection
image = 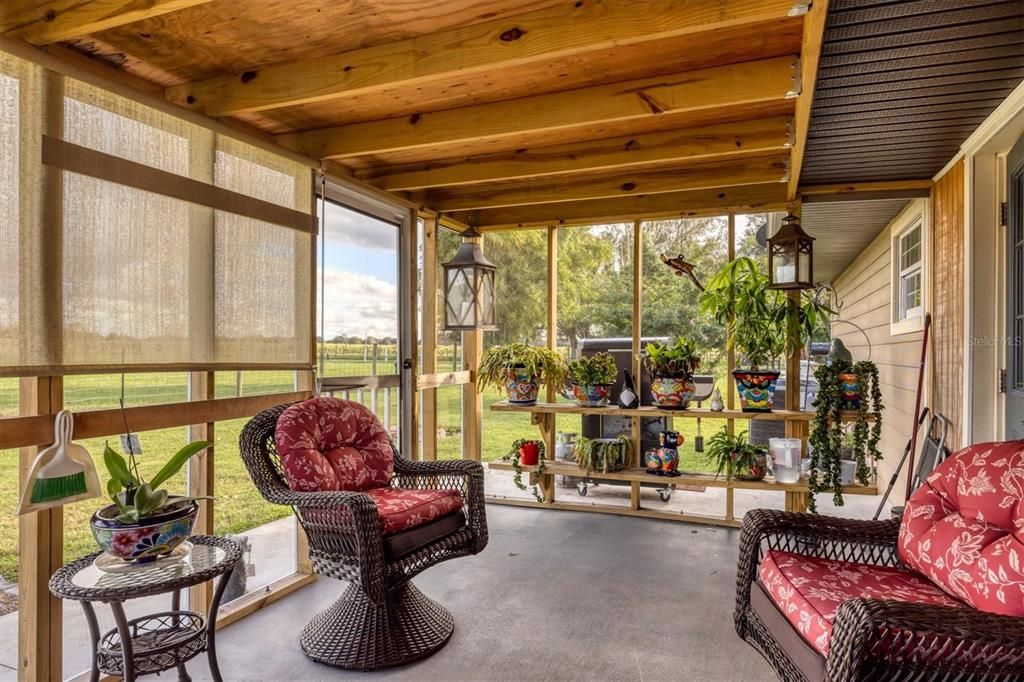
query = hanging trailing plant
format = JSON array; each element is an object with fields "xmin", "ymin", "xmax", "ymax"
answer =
[
  {"xmin": 808, "ymin": 360, "xmax": 883, "ymax": 511},
  {"xmin": 503, "ymin": 438, "xmax": 547, "ymax": 502}
]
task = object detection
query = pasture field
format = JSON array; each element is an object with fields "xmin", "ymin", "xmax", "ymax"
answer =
[{"xmin": 0, "ymin": 349, "xmax": 728, "ymax": 582}]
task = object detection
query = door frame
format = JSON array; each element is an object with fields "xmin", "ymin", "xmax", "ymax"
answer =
[
  {"xmin": 320, "ymin": 176, "xmax": 418, "ymax": 459},
  {"xmin": 1007, "ymin": 135, "xmax": 1024, "ymax": 438},
  {"xmin": 961, "ymin": 80, "xmax": 1024, "ymax": 442}
]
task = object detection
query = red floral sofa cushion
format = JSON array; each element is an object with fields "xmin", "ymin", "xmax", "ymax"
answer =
[
  {"xmin": 759, "ymin": 550, "xmax": 964, "ymax": 656},
  {"xmin": 275, "ymin": 397, "xmax": 394, "ymax": 492},
  {"xmin": 899, "ymin": 440, "xmax": 1024, "ymax": 616},
  {"xmin": 365, "ymin": 488, "xmax": 463, "ymax": 535}
]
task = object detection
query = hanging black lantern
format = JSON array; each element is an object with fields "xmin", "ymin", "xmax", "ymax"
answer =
[
  {"xmin": 768, "ymin": 213, "xmax": 815, "ymax": 290},
  {"xmin": 442, "ymin": 235, "xmax": 497, "ymax": 331}
]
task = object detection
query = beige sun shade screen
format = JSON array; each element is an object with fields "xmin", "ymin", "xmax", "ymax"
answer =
[{"xmin": 0, "ymin": 52, "xmax": 313, "ymax": 376}]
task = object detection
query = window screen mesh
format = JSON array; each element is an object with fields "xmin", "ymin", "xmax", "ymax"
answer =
[{"xmin": 0, "ymin": 52, "xmax": 313, "ymax": 375}]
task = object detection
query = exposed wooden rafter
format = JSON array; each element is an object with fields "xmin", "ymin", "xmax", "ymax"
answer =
[
  {"xmin": 276, "ymin": 57, "xmax": 799, "ymax": 160},
  {"xmin": 460, "ymin": 183, "xmax": 789, "ymax": 230},
  {"xmin": 1, "ymin": 0, "xmax": 214, "ymax": 45},
  {"xmin": 786, "ymin": 0, "xmax": 828, "ymax": 200},
  {"xmin": 165, "ymin": 0, "xmax": 804, "ymax": 117},
  {"xmin": 359, "ymin": 117, "xmax": 793, "ymax": 191},
  {"xmin": 419, "ymin": 155, "xmax": 789, "ymax": 212}
]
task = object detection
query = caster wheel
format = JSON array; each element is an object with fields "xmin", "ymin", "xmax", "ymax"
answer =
[
  {"xmin": 658, "ymin": 490, "xmax": 671, "ymax": 503},
  {"xmin": 577, "ymin": 483, "xmax": 588, "ymax": 497}
]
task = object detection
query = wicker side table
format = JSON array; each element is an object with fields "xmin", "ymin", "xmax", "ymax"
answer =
[{"xmin": 50, "ymin": 535, "xmax": 242, "ymax": 682}]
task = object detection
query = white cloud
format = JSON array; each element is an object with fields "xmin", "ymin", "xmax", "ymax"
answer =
[
  {"xmin": 320, "ymin": 267, "xmax": 398, "ymax": 339},
  {"xmin": 323, "ymin": 204, "xmax": 398, "ymax": 252}
]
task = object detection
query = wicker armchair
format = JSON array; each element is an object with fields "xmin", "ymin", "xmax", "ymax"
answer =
[
  {"xmin": 735, "ymin": 509, "xmax": 1024, "ymax": 680},
  {"xmin": 240, "ymin": 402, "xmax": 488, "ymax": 671}
]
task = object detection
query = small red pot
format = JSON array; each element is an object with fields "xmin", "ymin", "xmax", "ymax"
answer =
[{"xmin": 519, "ymin": 441, "xmax": 540, "ymax": 466}]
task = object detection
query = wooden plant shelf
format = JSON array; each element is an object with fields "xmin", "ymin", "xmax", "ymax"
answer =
[
  {"xmin": 487, "ymin": 460, "xmax": 878, "ymax": 496},
  {"xmin": 490, "ymin": 401, "xmax": 874, "ymax": 422},
  {"xmin": 487, "ymin": 400, "xmax": 880, "ymax": 526}
]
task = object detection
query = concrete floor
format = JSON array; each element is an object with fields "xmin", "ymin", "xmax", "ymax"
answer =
[{"xmin": 184, "ymin": 504, "xmax": 778, "ymax": 682}]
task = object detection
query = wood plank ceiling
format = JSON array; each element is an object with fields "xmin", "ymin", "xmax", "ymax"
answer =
[{"xmin": 3, "ymin": 0, "xmax": 828, "ymax": 227}]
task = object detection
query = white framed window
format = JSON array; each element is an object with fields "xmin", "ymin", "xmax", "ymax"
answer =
[{"xmin": 890, "ymin": 201, "xmax": 928, "ymax": 335}]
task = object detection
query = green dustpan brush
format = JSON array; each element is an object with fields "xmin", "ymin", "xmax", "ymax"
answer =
[{"xmin": 17, "ymin": 410, "xmax": 101, "ymax": 515}]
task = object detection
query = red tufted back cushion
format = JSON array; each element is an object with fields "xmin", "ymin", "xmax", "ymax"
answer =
[
  {"xmin": 274, "ymin": 398, "xmax": 394, "ymax": 492},
  {"xmin": 899, "ymin": 440, "xmax": 1024, "ymax": 616}
]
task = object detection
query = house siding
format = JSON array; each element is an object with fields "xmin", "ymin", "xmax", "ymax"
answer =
[{"xmin": 831, "ymin": 200, "xmax": 926, "ymax": 503}]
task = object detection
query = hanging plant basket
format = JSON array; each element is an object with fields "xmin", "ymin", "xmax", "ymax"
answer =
[{"xmin": 808, "ymin": 360, "xmax": 884, "ymax": 512}]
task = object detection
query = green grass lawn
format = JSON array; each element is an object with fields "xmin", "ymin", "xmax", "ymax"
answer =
[{"xmin": 1, "ymin": 358, "xmax": 735, "ymax": 583}]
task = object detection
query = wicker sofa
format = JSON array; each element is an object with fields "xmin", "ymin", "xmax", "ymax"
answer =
[
  {"xmin": 735, "ymin": 440, "xmax": 1024, "ymax": 681},
  {"xmin": 240, "ymin": 398, "xmax": 487, "ymax": 671}
]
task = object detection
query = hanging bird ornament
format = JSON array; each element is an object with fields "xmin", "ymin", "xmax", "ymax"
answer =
[
  {"xmin": 660, "ymin": 253, "xmax": 705, "ymax": 291},
  {"xmin": 826, "ymin": 338, "xmax": 853, "ymax": 367}
]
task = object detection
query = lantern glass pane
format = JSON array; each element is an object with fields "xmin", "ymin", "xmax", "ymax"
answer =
[
  {"xmin": 798, "ymin": 251, "xmax": 810, "ymax": 284},
  {"xmin": 480, "ymin": 270, "xmax": 496, "ymax": 325},
  {"xmin": 773, "ymin": 248, "xmax": 796, "ymax": 284},
  {"xmin": 446, "ymin": 267, "xmax": 475, "ymax": 327}
]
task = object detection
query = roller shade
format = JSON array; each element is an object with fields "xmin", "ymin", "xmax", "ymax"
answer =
[{"xmin": 0, "ymin": 51, "xmax": 314, "ymax": 376}]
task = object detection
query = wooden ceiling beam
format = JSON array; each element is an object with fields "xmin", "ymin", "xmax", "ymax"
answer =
[
  {"xmin": 786, "ymin": 0, "xmax": 828, "ymax": 201},
  {"xmin": 360, "ymin": 117, "xmax": 794, "ymax": 191},
  {"xmin": 277, "ymin": 57, "xmax": 799, "ymax": 160},
  {"xmin": 461, "ymin": 183, "xmax": 789, "ymax": 230},
  {"xmin": 1, "ymin": 0, "xmax": 214, "ymax": 45},
  {"xmin": 420, "ymin": 156, "xmax": 789, "ymax": 212},
  {"xmin": 165, "ymin": 0, "xmax": 805, "ymax": 117}
]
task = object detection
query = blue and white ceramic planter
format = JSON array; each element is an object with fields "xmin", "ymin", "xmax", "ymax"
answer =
[{"xmin": 91, "ymin": 497, "xmax": 198, "ymax": 563}]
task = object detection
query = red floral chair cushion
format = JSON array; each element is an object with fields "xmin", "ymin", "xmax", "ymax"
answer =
[
  {"xmin": 759, "ymin": 550, "xmax": 964, "ymax": 655},
  {"xmin": 899, "ymin": 440, "xmax": 1024, "ymax": 616},
  {"xmin": 365, "ymin": 488, "xmax": 464, "ymax": 535},
  {"xmin": 275, "ymin": 398, "xmax": 394, "ymax": 492}
]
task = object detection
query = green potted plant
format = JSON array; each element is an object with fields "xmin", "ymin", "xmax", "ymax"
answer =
[
  {"xmin": 641, "ymin": 338, "xmax": 701, "ymax": 409},
  {"xmin": 808, "ymin": 359, "xmax": 883, "ymax": 511},
  {"xmin": 575, "ymin": 435, "xmax": 633, "ymax": 474},
  {"xmin": 478, "ymin": 343, "xmax": 569, "ymax": 404},
  {"xmin": 567, "ymin": 352, "xmax": 618, "ymax": 407},
  {"xmin": 699, "ymin": 257, "xmax": 831, "ymax": 412},
  {"xmin": 705, "ymin": 428, "xmax": 768, "ymax": 482},
  {"xmin": 91, "ymin": 440, "xmax": 210, "ymax": 563},
  {"xmin": 503, "ymin": 438, "xmax": 547, "ymax": 502}
]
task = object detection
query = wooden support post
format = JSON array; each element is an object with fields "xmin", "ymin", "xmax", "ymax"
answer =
[
  {"xmin": 541, "ymin": 226, "xmax": 559, "ymax": 501},
  {"xmin": 421, "ymin": 215, "xmax": 439, "ymax": 460},
  {"xmin": 188, "ymin": 370, "xmax": 216, "ymax": 610},
  {"xmin": 783, "ymin": 287, "xmax": 806, "ymax": 515},
  {"xmin": 18, "ymin": 376, "xmax": 63, "ymax": 682},
  {"xmin": 531, "ymin": 412, "xmax": 556, "ymax": 503},
  {"xmin": 630, "ymin": 219, "xmax": 643, "ymax": 510},
  {"xmin": 461, "ymin": 232, "xmax": 483, "ymax": 462},
  {"xmin": 19, "ymin": 70, "xmax": 64, "ymax": 682},
  {"xmin": 725, "ymin": 212, "xmax": 737, "ymax": 521}
]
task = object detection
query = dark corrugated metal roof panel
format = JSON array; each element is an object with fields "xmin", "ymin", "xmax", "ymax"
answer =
[
  {"xmin": 801, "ymin": 0, "xmax": 1024, "ymax": 185},
  {"xmin": 803, "ymin": 198, "xmax": 911, "ymax": 282}
]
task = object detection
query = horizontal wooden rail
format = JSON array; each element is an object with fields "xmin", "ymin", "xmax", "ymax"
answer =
[
  {"xmin": 0, "ymin": 390, "xmax": 312, "ymax": 450},
  {"xmin": 42, "ymin": 135, "xmax": 313, "ymax": 232},
  {"xmin": 416, "ymin": 370, "xmax": 472, "ymax": 390},
  {"xmin": 321, "ymin": 375, "xmax": 401, "ymax": 391}
]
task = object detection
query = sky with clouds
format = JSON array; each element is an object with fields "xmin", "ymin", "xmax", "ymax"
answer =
[{"xmin": 318, "ymin": 201, "xmax": 399, "ymax": 340}]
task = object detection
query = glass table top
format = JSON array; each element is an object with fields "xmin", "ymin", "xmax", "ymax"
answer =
[{"xmin": 54, "ymin": 537, "xmax": 241, "ymax": 600}]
